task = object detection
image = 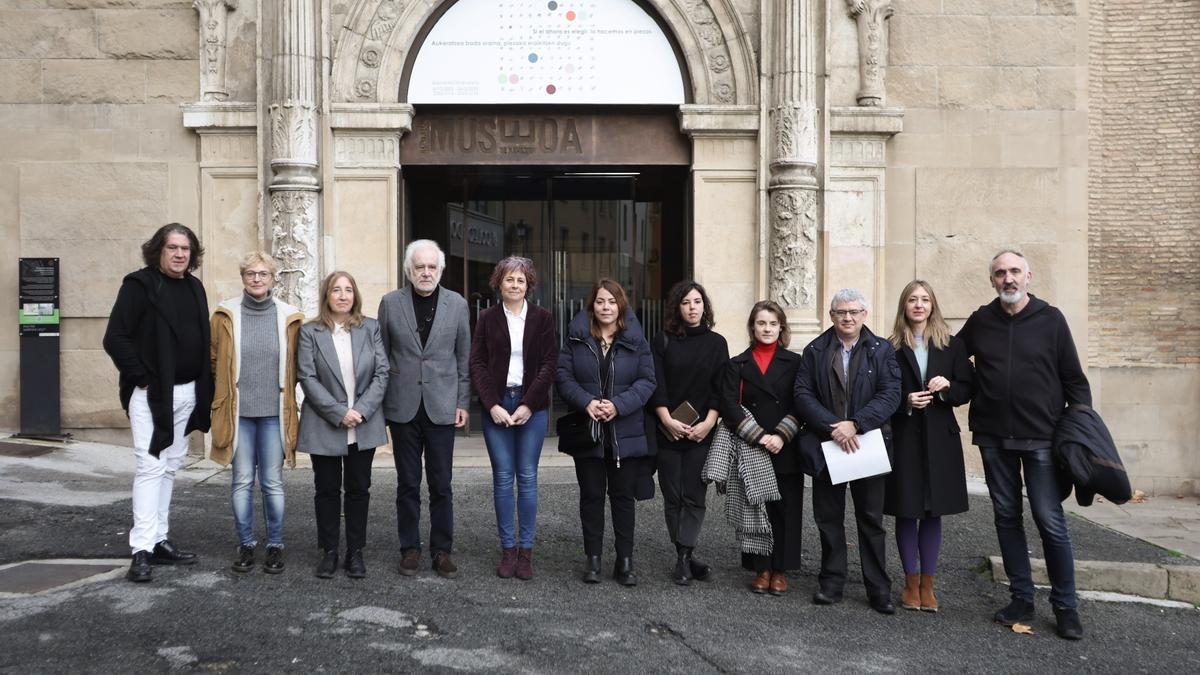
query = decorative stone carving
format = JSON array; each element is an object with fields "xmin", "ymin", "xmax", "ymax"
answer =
[
  {"xmin": 268, "ymin": 0, "xmax": 322, "ymax": 315},
  {"xmin": 194, "ymin": 0, "xmax": 238, "ymax": 102},
  {"xmin": 270, "ymin": 192, "xmax": 320, "ymax": 315},
  {"xmin": 334, "ymin": 133, "xmax": 400, "ymax": 169},
  {"xmin": 846, "ymin": 0, "xmax": 894, "ymax": 107},
  {"xmin": 769, "ymin": 189, "xmax": 818, "ymax": 309},
  {"xmin": 766, "ymin": 0, "xmax": 820, "ymax": 320}
]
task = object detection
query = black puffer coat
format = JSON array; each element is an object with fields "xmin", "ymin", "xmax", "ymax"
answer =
[{"xmin": 555, "ymin": 309, "xmax": 657, "ymax": 461}]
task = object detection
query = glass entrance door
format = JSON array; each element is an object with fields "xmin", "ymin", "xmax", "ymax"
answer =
[{"xmin": 404, "ymin": 165, "xmax": 689, "ymax": 425}]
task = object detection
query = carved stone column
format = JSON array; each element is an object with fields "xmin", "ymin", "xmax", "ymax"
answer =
[
  {"xmin": 194, "ymin": 0, "xmax": 237, "ymax": 102},
  {"xmin": 846, "ymin": 0, "xmax": 894, "ymax": 107},
  {"xmin": 767, "ymin": 0, "xmax": 821, "ymax": 333},
  {"xmin": 268, "ymin": 0, "xmax": 321, "ymax": 316}
]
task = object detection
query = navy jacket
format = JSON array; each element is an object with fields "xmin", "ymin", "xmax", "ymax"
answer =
[
  {"xmin": 555, "ymin": 308, "xmax": 657, "ymax": 461},
  {"xmin": 1053, "ymin": 404, "xmax": 1131, "ymax": 506},
  {"xmin": 793, "ymin": 326, "xmax": 901, "ymax": 476}
]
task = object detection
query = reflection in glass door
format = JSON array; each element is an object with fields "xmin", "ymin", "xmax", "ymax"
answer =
[{"xmin": 405, "ymin": 166, "xmax": 688, "ymax": 426}]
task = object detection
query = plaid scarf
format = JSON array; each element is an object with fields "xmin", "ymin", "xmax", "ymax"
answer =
[{"xmin": 703, "ymin": 409, "xmax": 781, "ymax": 556}]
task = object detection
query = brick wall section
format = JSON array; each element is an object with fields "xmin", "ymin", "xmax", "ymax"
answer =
[{"xmin": 1088, "ymin": 1, "xmax": 1200, "ymax": 366}]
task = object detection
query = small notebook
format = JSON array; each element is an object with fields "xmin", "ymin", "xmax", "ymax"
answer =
[{"xmin": 669, "ymin": 401, "xmax": 701, "ymax": 426}]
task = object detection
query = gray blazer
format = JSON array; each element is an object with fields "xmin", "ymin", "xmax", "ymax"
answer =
[
  {"xmin": 377, "ymin": 286, "xmax": 471, "ymax": 425},
  {"xmin": 296, "ymin": 318, "xmax": 390, "ymax": 455}
]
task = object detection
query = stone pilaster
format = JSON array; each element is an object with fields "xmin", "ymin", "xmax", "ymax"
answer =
[
  {"xmin": 194, "ymin": 0, "xmax": 238, "ymax": 102},
  {"xmin": 766, "ymin": 0, "xmax": 821, "ymax": 334},
  {"xmin": 268, "ymin": 0, "xmax": 321, "ymax": 316},
  {"xmin": 845, "ymin": 0, "xmax": 894, "ymax": 107}
]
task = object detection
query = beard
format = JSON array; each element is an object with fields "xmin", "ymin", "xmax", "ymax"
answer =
[{"xmin": 998, "ymin": 288, "xmax": 1024, "ymax": 304}]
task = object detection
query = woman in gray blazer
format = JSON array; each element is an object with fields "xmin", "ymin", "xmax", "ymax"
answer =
[{"xmin": 297, "ymin": 271, "xmax": 389, "ymax": 579}]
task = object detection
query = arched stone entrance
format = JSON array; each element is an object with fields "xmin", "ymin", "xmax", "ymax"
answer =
[
  {"xmin": 325, "ymin": 0, "xmax": 764, "ymax": 334},
  {"xmin": 331, "ymin": 0, "xmax": 757, "ymax": 106}
]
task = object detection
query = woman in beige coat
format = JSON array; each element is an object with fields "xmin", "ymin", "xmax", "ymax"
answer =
[{"xmin": 210, "ymin": 251, "xmax": 304, "ymax": 574}]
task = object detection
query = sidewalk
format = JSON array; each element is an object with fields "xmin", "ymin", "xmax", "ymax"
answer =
[
  {"xmin": 1, "ymin": 434, "xmax": 1198, "ymax": 671},
  {"xmin": 3, "ymin": 434, "xmax": 1195, "ymax": 563}
]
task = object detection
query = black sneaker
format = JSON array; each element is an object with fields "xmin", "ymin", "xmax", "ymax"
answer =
[
  {"xmin": 263, "ymin": 546, "xmax": 285, "ymax": 574},
  {"xmin": 993, "ymin": 598, "xmax": 1036, "ymax": 626},
  {"xmin": 345, "ymin": 549, "xmax": 366, "ymax": 579},
  {"xmin": 1054, "ymin": 607, "xmax": 1084, "ymax": 640},
  {"xmin": 231, "ymin": 545, "xmax": 255, "ymax": 573},
  {"xmin": 127, "ymin": 551, "xmax": 152, "ymax": 583}
]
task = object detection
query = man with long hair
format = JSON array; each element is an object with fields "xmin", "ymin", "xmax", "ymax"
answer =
[{"xmin": 102, "ymin": 223, "xmax": 213, "ymax": 582}]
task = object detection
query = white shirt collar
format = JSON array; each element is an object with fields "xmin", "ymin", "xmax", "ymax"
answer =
[
  {"xmin": 502, "ymin": 300, "xmax": 528, "ymax": 320},
  {"xmin": 333, "ymin": 322, "xmax": 349, "ymax": 336}
]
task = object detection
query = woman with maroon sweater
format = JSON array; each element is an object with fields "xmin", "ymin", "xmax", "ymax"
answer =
[{"xmin": 469, "ymin": 257, "xmax": 558, "ymax": 580}]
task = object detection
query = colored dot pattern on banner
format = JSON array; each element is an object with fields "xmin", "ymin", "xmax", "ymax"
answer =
[{"xmin": 496, "ymin": 1, "xmax": 598, "ymax": 98}]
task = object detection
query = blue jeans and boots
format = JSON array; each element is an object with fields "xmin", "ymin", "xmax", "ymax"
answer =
[
  {"xmin": 481, "ymin": 387, "xmax": 547, "ymax": 579},
  {"xmin": 231, "ymin": 416, "xmax": 285, "ymax": 571},
  {"xmin": 981, "ymin": 446, "xmax": 1081, "ymax": 636}
]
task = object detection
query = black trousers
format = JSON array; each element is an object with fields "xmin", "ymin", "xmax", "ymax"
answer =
[
  {"xmin": 657, "ymin": 444, "xmax": 709, "ymax": 549},
  {"xmin": 312, "ymin": 445, "xmax": 376, "ymax": 553},
  {"xmin": 574, "ymin": 456, "xmax": 643, "ymax": 558},
  {"xmin": 744, "ymin": 473, "xmax": 805, "ymax": 573},
  {"xmin": 389, "ymin": 406, "xmax": 456, "ymax": 554},
  {"xmin": 812, "ymin": 471, "xmax": 891, "ymax": 600}
]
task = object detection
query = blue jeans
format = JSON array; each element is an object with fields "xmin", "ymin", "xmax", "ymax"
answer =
[
  {"xmin": 231, "ymin": 416, "xmax": 285, "ymax": 548},
  {"xmin": 980, "ymin": 446, "xmax": 1077, "ymax": 610},
  {"xmin": 481, "ymin": 388, "xmax": 547, "ymax": 549}
]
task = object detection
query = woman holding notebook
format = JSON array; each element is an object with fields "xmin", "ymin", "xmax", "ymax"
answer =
[{"xmin": 650, "ymin": 281, "xmax": 729, "ymax": 586}]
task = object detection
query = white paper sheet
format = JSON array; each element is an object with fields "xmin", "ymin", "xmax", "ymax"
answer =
[{"xmin": 821, "ymin": 428, "xmax": 892, "ymax": 485}]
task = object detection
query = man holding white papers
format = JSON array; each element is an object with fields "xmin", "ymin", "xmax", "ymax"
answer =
[{"xmin": 794, "ymin": 288, "xmax": 901, "ymax": 614}]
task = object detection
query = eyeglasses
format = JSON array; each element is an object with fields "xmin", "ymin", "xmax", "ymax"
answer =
[
  {"xmin": 242, "ymin": 271, "xmax": 272, "ymax": 280},
  {"xmin": 830, "ymin": 309, "xmax": 864, "ymax": 318}
]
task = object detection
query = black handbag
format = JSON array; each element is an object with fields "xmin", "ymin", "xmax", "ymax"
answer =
[{"xmin": 556, "ymin": 410, "xmax": 600, "ymax": 457}]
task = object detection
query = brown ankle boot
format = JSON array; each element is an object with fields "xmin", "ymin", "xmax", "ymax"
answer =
[
  {"xmin": 919, "ymin": 574, "xmax": 939, "ymax": 612},
  {"xmin": 901, "ymin": 574, "xmax": 920, "ymax": 610}
]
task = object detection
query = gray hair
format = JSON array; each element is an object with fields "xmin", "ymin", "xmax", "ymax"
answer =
[
  {"xmin": 829, "ymin": 288, "xmax": 868, "ymax": 312},
  {"xmin": 990, "ymin": 249, "xmax": 1030, "ymax": 275},
  {"xmin": 403, "ymin": 239, "xmax": 446, "ymax": 275}
]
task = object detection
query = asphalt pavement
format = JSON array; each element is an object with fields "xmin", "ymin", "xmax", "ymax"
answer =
[{"xmin": 0, "ymin": 441, "xmax": 1198, "ymax": 673}]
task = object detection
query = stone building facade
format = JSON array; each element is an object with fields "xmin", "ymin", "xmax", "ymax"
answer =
[{"xmin": 0, "ymin": 0, "xmax": 1195, "ymax": 493}]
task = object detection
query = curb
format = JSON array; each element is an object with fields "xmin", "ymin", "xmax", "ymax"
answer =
[{"xmin": 989, "ymin": 556, "xmax": 1200, "ymax": 605}]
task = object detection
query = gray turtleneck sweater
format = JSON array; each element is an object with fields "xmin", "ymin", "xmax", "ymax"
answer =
[{"xmin": 238, "ymin": 292, "xmax": 280, "ymax": 418}]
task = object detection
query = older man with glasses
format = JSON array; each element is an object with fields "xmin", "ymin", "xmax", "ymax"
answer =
[{"xmin": 794, "ymin": 288, "xmax": 901, "ymax": 614}]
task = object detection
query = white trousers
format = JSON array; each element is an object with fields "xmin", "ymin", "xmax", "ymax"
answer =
[{"xmin": 129, "ymin": 382, "xmax": 196, "ymax": 554}]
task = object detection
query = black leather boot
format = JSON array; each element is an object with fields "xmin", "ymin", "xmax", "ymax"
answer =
[
  {"xmin": 314, "ymin": 550, "xmax": 338, "ymax": 579},
  {"xmin": 582, "ymin": 555, "xmax": 602, "ymax": 584},
  {"xmin": 613, "ymin": 557, "xmax": 638, "ymax": 587},
  {"xmin": 673, "ymin": 547, "xmax": 693, "ymax": 586}
]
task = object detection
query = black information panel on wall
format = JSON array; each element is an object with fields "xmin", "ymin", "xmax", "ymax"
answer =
[{"xmin": 18, "ymin": 257, "xmax": 62, "ymax": 437}]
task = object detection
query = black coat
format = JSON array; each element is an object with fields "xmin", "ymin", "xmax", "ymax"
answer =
[
  {"xmin": 884, "ymin": 336, "xmax": 973, "ymax": 518},
  {"xmin": 555, "ymin": 309, "xmax": 657, "ymax": 461},
  {"xmin": 102, "ymin": 267, "xmax": 213, "ymax": 456},
  {"xmin": 718, "ymin": 345, "xmax": 803, "ymax": 475},
  {"xmin": 793, "ymin": 326, "xmax": 901, "ymax": 477},
  {"xmin": 957, "ymin": 295, "xmax": 1091, "ymax": 442},
  {"xmin": 1053, "ymin": 404, "xmax": 1132, "ymax": 507}
]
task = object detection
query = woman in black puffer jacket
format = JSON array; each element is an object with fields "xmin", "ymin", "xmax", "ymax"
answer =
[{"xmin": 556, "ymin": 278, "xmax": 656, "ymax": 587}]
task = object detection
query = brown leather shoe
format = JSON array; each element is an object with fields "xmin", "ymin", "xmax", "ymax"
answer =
[
  {"xmin": 768, "ymin": 571, "xmax": 788, "ymax": 596},
  {"xmin": 398, "ymin": 549, "xmax": 420, "ymax": 577},
  {"xmin": 515, "ymin": 548, "xmax": 534, "ymax": 581},
  {"xmin": 750, "ymin": 570, "xmax": 771, "ymax": 594},
  {"xmin": 919, "ymin": 574, "xmax": 939, "ymax": 612},
  {"xmin": 496, "ymin": 548, "xmax": 517, "ymax": 579},
  {"xmin": 901, "ymin": 573, "xmax": 921, "ymax": 610},
  {"xmin": 432, "ymin": 551, "xmax": 459, "ymax": 579}
]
